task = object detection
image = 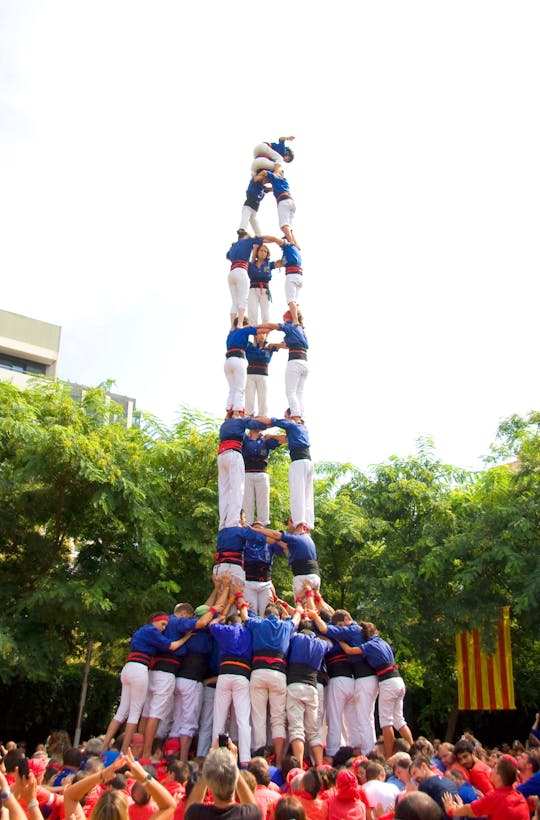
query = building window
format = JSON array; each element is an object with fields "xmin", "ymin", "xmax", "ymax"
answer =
[{"xmin": 0, "ymin": 352, "xmax": 47, "ymax": 375}]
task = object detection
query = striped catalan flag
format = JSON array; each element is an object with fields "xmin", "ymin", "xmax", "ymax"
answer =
[{"xmin": 455, "ymin": 606, "xmax": 515, "ymax": 710}]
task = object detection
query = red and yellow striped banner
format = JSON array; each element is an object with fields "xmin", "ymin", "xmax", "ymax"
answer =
[{"xmin": 455, "ymin": 607, "xmax": 515, "ymax": 710}]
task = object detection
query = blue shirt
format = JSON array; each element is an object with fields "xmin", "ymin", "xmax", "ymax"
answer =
[
  {"xmin": 226, "ymin": 326, "xmax": 257, "ymax": 352},
  {"xmin": 271, "ymin": 418, "xmax": 310, "ymax": 449},
  {"xmin": 244, "ymin": 614, "xmax": 296, "ymax": 654},
  {"xmin": 227, "ymin": 236, "xmax": 263, "ymax": 264},
  {"xmin": 517, "ymin": 769, "xmax": 540, "ymax": 798},
  {"xmin": 164, "ymin": 615, "xmax": 198, "ymax": 659},
  {"xmin": 248, "ymin": 260, "xmax": 275, "ymax": 283},
  {"xmin": 219, "ymin": 417, "xmax": 267, "ymax": 443},
  {"xmin": 279, "ymin": 532, "xmax": 318, "ymax": 566},
  {"xmin": 216, "ymin": 526, "xmax": 265, "ymax": 553},
  {"xmin": 288, "ymin": 631, "xmax": 330, "ymax": 670},
  {"xmin": 246, "ymin": 342, "xmax": 276, "ymax": 369},
  {"xmin": 280, "ymin": 243, "xmax": 302, "ymax": 269},
  {"xmin": 130, "ymin": 623, "xmax": 173, "ymax": 654},
  {"xmin": 269, "ymin": 139, "xmax": 288, "ymax": 157},
  {"xmin": 185, "ymin": 628, "xmax": 213, "ymax": 654},
  {"xmin": 210, "ymin": 622, "xmax": 253, "ymax": 662},
  {"xmin": 266, "ymin": 171, "xmax": 291, "ymax": 199},
  {"xmin": 244, "ymin": 178, "xmax": 267, "ymax": 208},
  {"xmin": 278, "ymin": 322, "xmax": 308, "ymax": 350},
  {"xmin": 458, "ymin": 782, "xmax": 480, "ymax": 803},
  {"xmin": 242, "ymin": 433, "xmax": 281, "ymax": 470},
  {"xmin": 244, "ymin": 537, "xmax": 283, "ymax": 566},
  {"xmin": 356, "ymin": 634, "xmax": 396, "ymax": 668}
]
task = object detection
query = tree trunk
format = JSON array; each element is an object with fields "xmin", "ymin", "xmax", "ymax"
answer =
[
  {"xmin": 445, "ymin": 704, "xmax": 459, "ymax": 742},
  {"xmin": 74, "ymin": 637, "xmax": 93, "ymax": 747}
]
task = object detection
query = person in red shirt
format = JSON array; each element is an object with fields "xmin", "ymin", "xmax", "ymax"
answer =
[
  {"xmin": 293, "ymin": 769, "xmax": 329, "ymax": 820},
  {"xmin": 442, "ymin": 757, "xmax": 529, "ymax": 819},
  {"xmin": 452, "ymin": 741, "xmax": 493, "ymax": 795},
  {"xmin": 247, "ymin": 758, "xmax": 281, "ymax": 820},
  {"xmin": 326, "ymin": 769, "xmax": 367, "ymax": 820}
]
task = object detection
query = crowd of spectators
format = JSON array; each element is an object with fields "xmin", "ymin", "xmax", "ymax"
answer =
[{"xmin": 2, "ymin": 717, "xmax": 540, "ymax": 820}]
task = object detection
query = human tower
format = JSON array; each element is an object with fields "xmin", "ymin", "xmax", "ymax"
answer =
[
  {"xmin": 215, "ymin": 134, "xmax": 321, "ymax": 615},
  {"xmin": 101, "ymin": 138, "xmax": 413, "ymax": 772}
]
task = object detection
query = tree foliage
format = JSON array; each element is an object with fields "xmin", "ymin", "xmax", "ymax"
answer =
[{"xmin": 1, "ymin": 382, "xmax": 539, "ymax": 742}]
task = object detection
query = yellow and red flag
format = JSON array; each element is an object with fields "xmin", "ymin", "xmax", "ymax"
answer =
[{"xmin": 455, "ymin": 606, "xmax": 515, "ymax": 710}]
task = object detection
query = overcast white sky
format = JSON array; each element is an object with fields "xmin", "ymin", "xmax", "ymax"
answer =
[{"xmin": 1, "ymin": 1, "xmax": 539, "ymax": 471}]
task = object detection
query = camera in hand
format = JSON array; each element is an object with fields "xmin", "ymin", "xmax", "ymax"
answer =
[{"xmin": 218, "ymin": 733, "xmax": 229, "ymax": 747}]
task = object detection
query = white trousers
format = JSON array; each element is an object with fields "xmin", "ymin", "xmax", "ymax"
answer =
[
  {"xmin": 245, "ymin": 374, "xmax": 268, "ymax": 417},
  {"xmin": 243, "ymin": 471, "xmax": 270, "ymax": 525},
  {"xmin": 170, "ymin": 678, "xmax": 203, "ymax": 737},
  {"xmin": 378, "ymin": 676, "xmax": 407, "ymax": 730},
  {"xmin": 248, "ymin": 288, "xmax": 271, "ymax": 325},
  {"xmin": 243, "ymin": 580, "xmax": 273, "ymax": 616},
  {"xmin": 251, "ymin": 143, "xmax": 282, "ymax": 176},
  {"xmin": 213, "ymin": 674, "xmax": 252, "ymax": 764},
  {"xmin": 224, "ymin": 357, "xmax": 247, "ymax": 412},
  {"xmin": 250, "ymin": 669, "xmax": 287, "ymax": 748},
  {"xmin": 196, "ymin": 685, "xmax": 215, "ymax": 757},
  {"xmin": 213, "ymin": 562, "xmax": 246, "ymax": 587},
  {"xmin": 289, "ymin": 458, "xmax": 314, "ymax": 530},
  {"xmin": 240, "ymin": 205, "xmax": 262, "ymax": 236},
  {"xmin": 287, "ymin": 682, "xmax": 321, "ymax": 746},
  {"xmin": 277, "ymin": 198, "xmax": 296, "ymax": 231},
  {"xmin": 218, "ymin": 450, "xmax": 245, "ymax": 529},
  {"xmin": 292, "ymin": 573, "xmax": 320, "ymax": 598},
  {"xmin": 325, "ymin": 676, "xmax": 358, "ymax": 757},
  {"xmin": 317, "ymin": 682, "xmax": 327, "ymax": 743},
  {"xmin": 355, "ymin": 675, "xmax": 379, "ymax": 754},
  {"xmin": 114, "ymin": 662, "xmax": 149, "ymax": 724},
  {"xmin": 142, "ymin": 670, "xmax": 175, "ymax": 720},
  {"xmin": 285, "ymin": 273, "xmax": 303, "ymax": 307},
  {"xmin": 228, "ymin": 268, "xmax": 249, "ymax": 313},
  {"xmin": 253, "ymin": 142, "xmax": 282, "ymax": 162},
  {"xmin": 285, "ymin": 359, "xmax": 308, "ymax": 418}
]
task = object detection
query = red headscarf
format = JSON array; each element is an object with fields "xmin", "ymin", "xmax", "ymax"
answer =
[{"xmin": 335, "ymin": 769, "xmax": 362, "ymax": 801}]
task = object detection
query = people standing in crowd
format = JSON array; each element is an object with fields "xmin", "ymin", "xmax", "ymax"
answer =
[{"xmin": 101, "ymin": 615, "xmax": 193, "ymax": 754}]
